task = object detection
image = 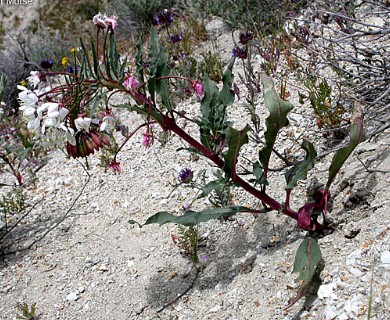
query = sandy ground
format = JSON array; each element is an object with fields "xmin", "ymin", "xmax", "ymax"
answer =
[{"xmin": 1, "ymin": 2, "xmax": 390, "ymax": 320}]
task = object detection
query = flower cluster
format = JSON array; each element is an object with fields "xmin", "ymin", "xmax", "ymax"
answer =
[
  {"xmin": 40, "ymin": 59, "xmax": 54, "ymax": 70},
  {"xmin": 178, "ymin": 168, "xmax": 193, "ymax": 184},
  {"xmin": 18, "ymin": 85, "xmax": 75, "ymax": 149},
  {"xmin": 232, "ymin": 46, "xmax": 248, "ymax": 59},
  {"xmin": 92, "ymin": 12, "xmax": 118, "ymax": 31},
  {"xmin": 153, "ymin": 9, "xmax": 174, "ymax": 26},
  {"xmin": 239, "ymin": 32, "xmax": 253, "ymax": 45}
]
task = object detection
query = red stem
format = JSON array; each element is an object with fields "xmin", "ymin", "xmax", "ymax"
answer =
[{"xmin": 162, "ymin": 115, "xmax": 299, "ymax": 220}]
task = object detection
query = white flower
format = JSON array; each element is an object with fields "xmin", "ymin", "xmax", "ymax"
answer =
[
  {"xmin": 58, "ymin": 107, "xmax": 69, "ymax": 121},
  {"xmin": 74, "ymin": 116, "xmax": 92, "ymax": 132},
  {"xmin": 46, "ymin": 103, "xmax": 60, "ymax": 118},
  {"xmin": 18, "ymin": 85, "xmax": 38, "ymax": 108},
  {"xmin": 92, "ymin": 12, "xmax": 107, "ymax": 29},
  {"xmin": 27, "ymin": 117, "xmax": 41, "ymax": 132},
  {"xmin": 63, "ymin": 126, "xmax": 76, "ymax": 146},
  {"xmin": 27, "ymin": 71, "xmax": 41, "ymax": 88},
  {"xmin": 100, "ymin": 115, "xmax": 114, "ymax": 133},
  {"xmin": 36, "ymin": 103, "xmax": 49, "ymax": 118}
]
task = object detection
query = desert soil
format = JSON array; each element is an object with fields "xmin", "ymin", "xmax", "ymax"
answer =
[{"xmin": 1, "ymin": 2, "xmax": 390, "ymax": 320}]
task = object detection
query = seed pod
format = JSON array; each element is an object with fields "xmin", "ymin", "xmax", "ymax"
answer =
[
  {"xmin": 100, "ymin": 133, "xmax": 111, "ymax": 146},
  {"xmin": 89, "ymin": 130, "xmax": 103, "ymax": 148}
]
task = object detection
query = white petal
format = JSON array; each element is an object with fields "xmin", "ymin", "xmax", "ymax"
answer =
[
  {"xmin": 100, "ymin": 122, "xmax": 108, "ymax": 132},
  {"xmin": 17, "ymin": 85, "xmax": 28, "ymax": 91},
  {"xmin": 44, "ymin": 117, "xmax": 57, "ymax": 127},
  {"xmin": 37, "ymin": 104, "xmax": 48, "ymax": 117},
  {"xmin": 46, "ymin": 103, "xmax": 59, "ymax": 113},
  {"xmin": 24, "ymin": 106, "xmax": 36, "ymax": 116},
  {"xmin": 58, "ymin": 107, "xmax": 69, "ymax": 121}
]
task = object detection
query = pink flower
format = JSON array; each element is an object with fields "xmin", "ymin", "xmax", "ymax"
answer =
[
  {"xmin": 107, "ymin": 159, "xmax": 121, "ymax": 174},
  {"xmin": 123, "ymin": 76, "xmax": 140, "ymax": 91},
  {"xmin": 191, "ymin": 81, "xmax": 204, "ymax": 98},
  {"xmin": 92, "ymin": 13, "xmax": 107, "ymax": 29},
  {"xmin": 141, "ymin": 132, "xmax": 152, "ymax": 148},
  {"xmin": 92, "ymin": 13, "xmax": 118, "ymax": 31},
  {"xmin": 105, "ymin": 16, "xmax": 118, "ymax": 31}
]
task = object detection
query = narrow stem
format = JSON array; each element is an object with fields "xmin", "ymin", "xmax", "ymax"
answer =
[{"xmin": 163, "ymin": 116, "xmax": 299, "ymax": 220}]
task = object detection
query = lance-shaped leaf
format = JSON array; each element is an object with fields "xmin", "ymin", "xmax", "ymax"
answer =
[
  {"xmin": 128, "ymin": 206, "xmax": 255, "ymax": 227},
  {"xmin": 0, "ymin": 74, "xmax": 7, "ymax": 102},
  {"xmin": 200, "ymin": 74, "xmax": 219, "ymax": 121},
  {"xmin": 287, "ymin": 237, "xmax": 322, "ymax": 308},
  {"xmin": 285, "ymin": 139, "xmax": 317, "ymax": 190},
  {"xmin": 218, "ymin": 60, "xmax": 235, "ymax": 106},
  {"xmin": 259, "ymin": 73, "xmax": 294, "ymax": 177},
  {"xmin": 198, "ymin": 180, "xmax": 226, "ymax": 198},
  {"xmin": 326, "ymin": 105, "xmax": 366, "ymax": 189},
  {"xmin": 223, "ymin": 125, "xmax": 251, "ymax": 178},
  {"xmin": 249, "ymin": 161, "xmax": 268, "ymax": 186},
  {"xmin": 116, "ymin": 103, "xmax": 164, "ymax": 125}
]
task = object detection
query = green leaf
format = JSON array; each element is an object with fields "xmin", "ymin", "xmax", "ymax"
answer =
[
  {"xmin": 199, "ymin": 180, "xmax": 225, "ymax": 198},
  {"xmin": 200, "ymin": 74, "xmax": 219, "ymax": 121},
  {"xmin": 90, "ymin": 39, "xmax": 100, "ymax": 79},
  {"xmin": 287, "ymin": 237, "xmax": 322, "ymax": 308},
  {"xmin": 0, "ymin": 73, "xmax": 7, "ymax": 102},
  {"xmin": 285, "ymin": 139, "xmax": 317, "ymax": 190},
  {"xmin": 147, "ymin": 28, "xmax": 171, "ymax": 108},
  {"xmin": 218, "ymin": 60, "xmax": 235, "ymax": 106},
  {"xmin": 116, "ymin": 103, "xmax": 164, "ymax": 125},
  {"xmin": 326, "ymin": 105, "xmax": 366, "ymax": 189},
  {"xmin": 223, "ymin": 125, "xmax": 250, "ymax": 178},
  {"xmin": 259, "ymin": 73, "xmax": 293, "ymax": 176},
  {"xmin": 129, "ymin": 206, "xmax": 255, "ymax": 227},
  {"xmin": 251, "ymin": 161, "xmax": 268, "ymax": 186},
  {"xmin": 80, "ymin": 38, "xmax": 95, "ymax": 78},
  {"xmin": 108, "ymin": 32, "xmax": 120, "ymax": 81},
  {"xmin": 135, "ymin": 37, "xmax": 145, "ymax": 83}
]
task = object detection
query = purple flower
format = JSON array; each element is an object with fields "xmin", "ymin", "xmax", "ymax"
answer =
[
  {"xmin": 123, "ymin": 75, "xmax": 140, "ymax": 91},
  {"xmin": 67, "ymin": 66, "xmax": 74, "ymax": 73},
  {"xmin": 107, "ymin": 159, "xmax": 121, "ymax": 174},
  {"xmin": 169, "ymin": 34, "xmax": 182, "ymax": 44},
  {"xmin": 40, "ymin": 59, "xmax": 53, "ymax": 69},
  {"xmin": 232, "ymin": 47, "xmax": 248, "ymax": 59},
  {"xmin": 153, "ymin": 9, "xmax": 174, "ymax": 26},
  {"xmin": 239, "ymin": 32, "xmax": 253, "ymax": 45},
  {"xmin": 141, "ymin": 131, "xmax": 152, "ymax": 148},
  {"xmin": 191, "ymin": 81, "xmax": 204, "ymax": 99},
  {"xmin": 178, "ymin": 168, "xmax": 193, "ymax": 184}
]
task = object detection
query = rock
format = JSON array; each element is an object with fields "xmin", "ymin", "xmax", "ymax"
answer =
[
  {"xmin": 346, "ymin": 249, "xmax": 364, "ymax": 277},
  {"xmin": 317, "ymin": 283, "xmax": 337, "ymax": 300},
  {"xmin": 209, "ymin": 304, "xmax": 221, "ymax": 313},
  {"xmin": 66, "ymin": 292, "xmax": 78, "ymax": 302},
  {"xmin": 322, "ymin": 304, "xmax": 339, "ymax": 320},
  {"xmin": 380, "ymin": 251, "xmax": 390, "ymax": 269}
]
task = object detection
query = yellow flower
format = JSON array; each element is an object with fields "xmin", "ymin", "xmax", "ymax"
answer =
[
  {"xmin": 62, "ymin": 57, "xmax": 69, "ymax": 66},
  {"xmin": 70, "ymin": 48, "xmax": 77, "ymax": 54},
  {"xmin": 20, "ymin": 80, "xmax": 26, "ymax": 86}
]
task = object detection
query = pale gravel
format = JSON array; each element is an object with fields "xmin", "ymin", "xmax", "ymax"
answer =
[{"xmin": 1, "ymin": 6, "xmax": 390, "ymax": 320}]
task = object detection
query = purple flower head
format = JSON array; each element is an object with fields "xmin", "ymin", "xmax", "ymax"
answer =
[
  {"xmin": 232, "ymin": 47, "xmax": 248, "ymax": 59},
  {"xmin": 178, "ymin": 168, "xmax": 193, "ymax": 184},
  {"xmin": 67, "ymin": 66, "xmax": 74, "ymax": 73},
  {"xmin": 169, "ymin": 34, "xmax": 182, "ymax": 44},
  {"xmin": 239, "ymin": 32, "xmax": 253, "ymax": 45},
  {"xmin": 40, "ymin": 59, "xmax": 54, "ymax": 69},
  {"xmin": 141, "ymin": 131, "xmax": 152, "ymax": 148},
  {"xmin": 108, "ymin": 159, "xmax": 121, "ymax": 174},
  {"xmin": 153, "ymin": 9, "xmax": 174, "ymax": 26}
]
